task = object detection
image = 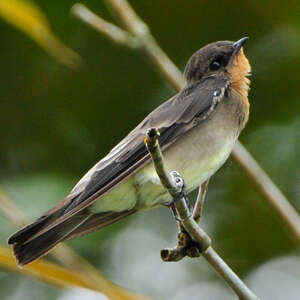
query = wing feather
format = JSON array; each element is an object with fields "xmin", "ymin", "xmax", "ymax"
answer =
[{"xmin": 31, "ymin": 75, "xmax": 229, "ymax": 231}]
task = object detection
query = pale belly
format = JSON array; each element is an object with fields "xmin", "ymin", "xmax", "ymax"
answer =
[{"xmin": 93, "ymin": 102, "xmax": 240, "ymax": 213}]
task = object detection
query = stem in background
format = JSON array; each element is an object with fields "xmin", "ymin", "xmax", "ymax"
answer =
[
  {"xmin": 105, "ymin": 0, "xmax": 186, "ymax": 90},
  {"xmin": 233, "ymin": 142, "xmax": 300, "ymax": 243},
  {"xmin": 144, "ymin": 129, "xmax": 260, "ymax": 300},
  {"xmin": 71, "ymin": 1, "xmax": 300, "ymax": 244},
  {"xmin": 72, "ymin": 4, "xmax": 141, "ymax": 48}
]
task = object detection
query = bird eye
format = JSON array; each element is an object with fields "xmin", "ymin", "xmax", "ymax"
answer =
[{"xmin": 209, "ymin": 58, "xmax": 222, "ymax": 71}]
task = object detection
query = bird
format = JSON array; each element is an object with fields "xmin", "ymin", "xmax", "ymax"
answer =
[{"xmin": 8, "ymin": 37, "xmax": 251, "ymax": 266}]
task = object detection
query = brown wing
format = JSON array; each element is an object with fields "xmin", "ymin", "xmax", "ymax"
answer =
[
  {"xmin": 52, "ymin": 75, "xmax": 228, "ymax": 219},
  {"xmin": 9, "ymin": 75, "xmax": 228, "ymax": 243}
]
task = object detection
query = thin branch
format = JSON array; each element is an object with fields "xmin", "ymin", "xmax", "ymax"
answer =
[
  {"xmin": 72, "ymin": 2, "xmax": 185, "ymax": 90},
  {"xmin": 233, "ymin": 142, "xmax": 300, "ymax": 242},
  {"xmin": 144, "ymin": 129, "xmax": 179, "ymax": 194},
  {"xmin": 71, "ymin": 1, "xmax": 300, "ymax": 244},
  {"xmin": 72, "ymin": 4, "xmax": 141, "ymax": 48},
  {"xmin": 144, "ymin": 128, "xmax": 260, "ymax": 300},
  {"xmin": 106, "ymin": 0, "xmax": 186, "ymax": 90}
]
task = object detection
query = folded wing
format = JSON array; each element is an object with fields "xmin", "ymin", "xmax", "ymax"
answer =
[{"xmin": 8, "ymin": 75, "xmax": 228, "ymax": 257}]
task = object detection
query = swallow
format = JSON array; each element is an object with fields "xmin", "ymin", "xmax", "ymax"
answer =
[{"xmin": 8, "ymin": 37, "xmax": 251, "ymax": 266}]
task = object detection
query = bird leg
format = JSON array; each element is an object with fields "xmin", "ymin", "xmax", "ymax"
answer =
[{"xmin": 193, "ymin": 180, "xmax": 209, "ymax": 223}]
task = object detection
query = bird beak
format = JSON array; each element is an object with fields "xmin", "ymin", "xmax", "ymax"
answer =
[
  {"xmin": 233, "ymin": 37, "xmax": 248, "ymax": 52},
  {"xmin": 228, "ymin": 37, "xmax": 248, "ymax": 66}
]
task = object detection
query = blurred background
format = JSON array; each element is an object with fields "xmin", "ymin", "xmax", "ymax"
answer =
[{"xmin": 0, "ymin": 0, "xmax": 300, "ymax": 299}]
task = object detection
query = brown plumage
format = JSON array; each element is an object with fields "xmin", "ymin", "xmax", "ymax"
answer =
[{"xmin": 8, "ymin": 37, "xmax": 251, "ymax": 266}]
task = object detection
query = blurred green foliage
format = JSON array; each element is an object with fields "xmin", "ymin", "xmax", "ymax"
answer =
[{"xmin": 0, "ymin": 1, "xmax": 300, "ymax": 299}]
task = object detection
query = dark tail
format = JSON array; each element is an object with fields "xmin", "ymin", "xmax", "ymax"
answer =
[
  {"xmin": 8, "ymin": 208, "xmax": 92, "ymax": 266},
  {"xmin": 8, "ymin": 208, "xmax": 135, "ymax": 266}
]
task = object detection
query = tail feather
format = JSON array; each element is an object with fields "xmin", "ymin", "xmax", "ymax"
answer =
[
  {"xmin": 9, "ymin": 209, "xmax": 91, "ymax": 266},
  {"xmin": 8, "ymin": 208, "xmax": 136, "ymax": 266},
  {"xmin": 8, "ymin": 214, "xmax": 54, "ymax": 245},
  {"xmin": 65, "ymin": 209, "xmax": 136, "ymax": 240},
  {"xmin": 8, "ymin": 194, "xmax": 76, "ymax": 245}
]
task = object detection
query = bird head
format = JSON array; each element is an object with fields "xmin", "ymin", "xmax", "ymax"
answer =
[{"xmin": 184, "ymin": 37, "xmax": 251, "ymax": 97}]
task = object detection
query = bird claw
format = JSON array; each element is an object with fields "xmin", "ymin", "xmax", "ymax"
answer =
[
  {"xmin": 163, "ymin": 171, "xmax": 187, "ymax": 207},
  {"xmin": 163, "ymin": 171, "xmax": 193, "ymax": 222}
]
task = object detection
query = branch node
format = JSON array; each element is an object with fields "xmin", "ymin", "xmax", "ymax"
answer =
[
  {"xmin": 186, "ymin": 245, "xmax": 201, "ymax": 258},
  {"xmin": 160, "ymin": 247, "xmax": 185, "ymax": 262}
]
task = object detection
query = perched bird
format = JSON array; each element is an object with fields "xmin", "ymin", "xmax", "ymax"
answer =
[{"xmin": 8, "ymin": 37, "xmax": 251, "ymax": 266}]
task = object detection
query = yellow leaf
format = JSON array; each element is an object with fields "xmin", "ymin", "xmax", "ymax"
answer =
[
  {"xmin": 0, "ymin": 0, "xmax": 80, "ymax": 67},
  {"xmin": 0, "ymin": 245, "xmax": 151, "ymax": 300},
  {"xmin": 0, "ymin": 245, "xmax": 104, "ymax": 291}
]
